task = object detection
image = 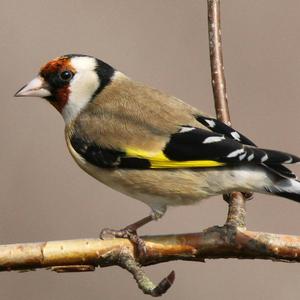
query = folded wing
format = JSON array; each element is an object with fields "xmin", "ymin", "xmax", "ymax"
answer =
[{"xmin": 70, "ymin": 125, "xmax": 300, "ymax": 171}]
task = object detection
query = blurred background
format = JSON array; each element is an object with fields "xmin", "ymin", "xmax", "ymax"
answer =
[{"xmin": 1, "ymin": 0, "xmax": 300, "ymax": 299}]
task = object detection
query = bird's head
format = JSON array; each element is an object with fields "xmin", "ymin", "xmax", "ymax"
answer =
[{"xmin": 15, "ymin": 54, "xmax": 115, "ymax": 122}]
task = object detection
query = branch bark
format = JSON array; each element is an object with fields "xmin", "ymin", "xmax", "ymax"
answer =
[
  {"xmin": 2, "ymin": 226, "xmax": 300, "ymax": 295},
  {"xmin": 2, "ymin": 227, "xmax": 300, "ymax": 270},
  {"xmin": 207, "ymin": 0, "xmax": 247, "ymax": 228}
]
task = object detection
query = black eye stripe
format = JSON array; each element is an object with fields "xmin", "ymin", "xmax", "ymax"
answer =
[{"xmin": 41, "ymin": 70, "xmax": 74, "ymax": 89}]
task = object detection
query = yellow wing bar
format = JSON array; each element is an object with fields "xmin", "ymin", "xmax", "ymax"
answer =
[{"xmin": 125, "ymin": 148, "xmax": 225, "ymax": 169}]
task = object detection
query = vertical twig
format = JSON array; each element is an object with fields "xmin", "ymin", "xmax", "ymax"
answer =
[{"xmin": 207, "ymin": 0, "xmax": 247, "ymax": 228}]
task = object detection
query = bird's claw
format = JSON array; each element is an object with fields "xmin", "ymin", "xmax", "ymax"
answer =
[{"xmin": 100, "ymin": 227, "xmax": 147, "ymax": 258}]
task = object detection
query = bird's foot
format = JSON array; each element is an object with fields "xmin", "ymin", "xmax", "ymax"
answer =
[
  {"xmin": 100, "ymin": 214, "xmax": 157, "ymax": 258},
  {"xmin": 100, "ymin": 226, "xmax": 147, "ymax": 258}
]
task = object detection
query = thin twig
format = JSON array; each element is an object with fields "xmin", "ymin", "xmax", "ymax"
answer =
[
  {"xmin": 207, "ymin": 0, "xmax": 247, "ymax": 228},
  {"xmin": 207, "ymin": 0, "xmax": 230, "ymax": 124}
]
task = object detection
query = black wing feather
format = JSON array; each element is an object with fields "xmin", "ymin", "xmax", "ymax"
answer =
[
  {"xmin": 164, "ymin": 127, "xmax": 300, "ymax": 165},
  {"xmin": 196, "ymin": 115, "xmax": 297, "ymax": 178},
  {"xmin": 70, "ymin": 134, "xmax": 151, "ymax": 169},
  {"xmin": 70, "ymin": 126, "xmax": 300, "ymax": 171},
  {"xmin": 196, "ymin": 115, "xmax": 256, "ymax": 146}
]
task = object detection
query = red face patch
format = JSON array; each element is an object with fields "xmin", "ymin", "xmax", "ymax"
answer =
[
  {"xmin": 39, "ymin": 57, "xmax": 76, "ymax": 112},
  {"xmin": 40, "ymin": 56, "xmax": 75, "ymax": 77}
]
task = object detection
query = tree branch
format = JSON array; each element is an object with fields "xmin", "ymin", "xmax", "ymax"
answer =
[
  {"xmin": 1, "ymin": 227, "xmax": 300, "ymax": 271},
  {"xmin": 208, "ymin": 0, "xmax": 230, "ymax": 124},
  {"xmin": 2, "ymin": 226, "xmax": 300, "ymax": 295},
  {"xmin": 207, "ymin": 0, "xmax": 247, "ymax": 228}
]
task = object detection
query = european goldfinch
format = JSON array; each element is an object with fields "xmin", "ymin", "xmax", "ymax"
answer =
[{"xmin": 15, "ymin": 54, "xmax": 300, "ymax": 244}]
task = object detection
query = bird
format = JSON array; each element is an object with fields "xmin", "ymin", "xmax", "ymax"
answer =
[{"xmin": 15, "ymin": 54, "xmax": 300, "ymax": 250}]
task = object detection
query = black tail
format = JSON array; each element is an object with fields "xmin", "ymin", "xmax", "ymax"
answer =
[
  {"xmin": 265, "ymin": 175, "xmax": 300, "ymax": 203},
  {"xmin": 245, "ymin": 147, "xmax": 300, "ymax": 166},
  {"xmin": 251, "ymin": 147, "xmax": 300, "ymax": 179}
]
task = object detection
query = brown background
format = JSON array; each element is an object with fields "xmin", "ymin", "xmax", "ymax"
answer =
[{"xmin": 1, "ymin": 0, "xmax": 300, "ymax": 299}]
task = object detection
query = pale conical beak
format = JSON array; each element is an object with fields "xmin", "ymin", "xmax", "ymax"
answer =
[{"xmin": 14, "ymin": 76, "xmax": 51, "ymax": 98}]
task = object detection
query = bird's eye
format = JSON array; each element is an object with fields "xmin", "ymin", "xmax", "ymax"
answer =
[{"xmin": 59, "ymin": 70, "xmax": 74, "ymax": 82}]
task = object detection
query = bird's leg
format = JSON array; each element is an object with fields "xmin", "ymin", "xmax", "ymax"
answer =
[{"xmin": 100, "ymin": 215, "xmax": 155, "ymax": 257}]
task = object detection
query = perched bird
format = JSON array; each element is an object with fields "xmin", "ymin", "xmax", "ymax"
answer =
[{"xmin": 15, "ymin": 54, "xmax": 300, "ymax": 247}]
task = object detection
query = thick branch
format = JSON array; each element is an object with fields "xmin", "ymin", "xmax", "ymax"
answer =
[
  {"xmin": 207, "ymin": 0, "xmax": 247, "ymax": 227},
  {"xmin": 1, "ymin": 227, "xmax": 300, "ymax": 274}
]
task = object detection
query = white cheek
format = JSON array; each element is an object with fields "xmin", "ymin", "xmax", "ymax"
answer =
[
  {"xmin": 71, "ymin": 56, "xmax": 97, "ymax": 71},
  {"xmin": 62, "ymin": 71, "xmax": 99, "ymax": 123}
]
